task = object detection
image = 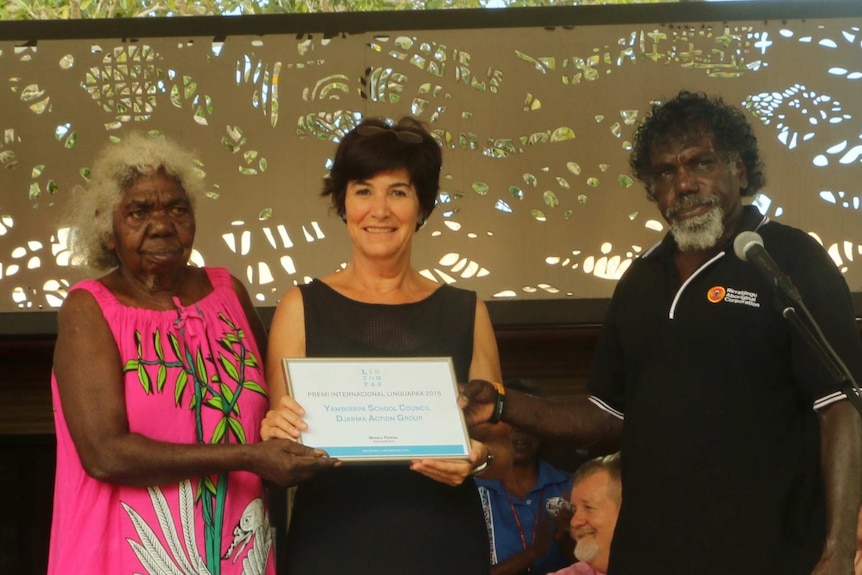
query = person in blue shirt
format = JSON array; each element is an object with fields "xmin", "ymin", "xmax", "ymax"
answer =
[{"xmin": 476, "ymin": 378, "xmax": 574, "ymax": 575}]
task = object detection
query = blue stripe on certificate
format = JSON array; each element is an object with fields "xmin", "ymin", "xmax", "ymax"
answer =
[{"xmin": 321, "ymin": 445, "xmax": 469, "ymax": 457}]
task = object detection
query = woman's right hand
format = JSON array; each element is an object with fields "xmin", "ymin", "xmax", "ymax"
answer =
[{"xmin": 260, "ymin": 395, "xmax": 308, "ymax": 441}]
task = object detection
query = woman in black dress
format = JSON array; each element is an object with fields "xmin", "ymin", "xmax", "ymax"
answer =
[{"xmin": 261, "ymin": 117, "xmax": 508, "ymax": 575}]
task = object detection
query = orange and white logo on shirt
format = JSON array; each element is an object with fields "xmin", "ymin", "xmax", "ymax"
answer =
[
  {"xmin": 707, "ymin": 286, "xmax": 726, "ymax": 303},
  {"xmin": 706, "ymin": 286, "xmax": 761, "ymax": 308}
]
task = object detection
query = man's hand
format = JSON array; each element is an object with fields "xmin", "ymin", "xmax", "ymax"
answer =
[{"xmin": 458, "ymin": 379, "xmax": 499, "ymax": 426}]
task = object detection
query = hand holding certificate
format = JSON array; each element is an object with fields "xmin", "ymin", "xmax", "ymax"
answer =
[{"xmin": 283, "ymin": 357, "xmax": 472, "ymax": 462}]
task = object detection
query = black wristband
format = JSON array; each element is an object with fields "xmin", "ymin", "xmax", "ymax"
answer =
[{"xmin": 489, "ymin": 383, "xmax": 506, "ymax": 424}]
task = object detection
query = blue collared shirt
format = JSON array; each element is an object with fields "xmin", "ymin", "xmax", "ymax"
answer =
[{"xmin": 476, "ymin": 460, "xmax": 573, "ymax": 574}]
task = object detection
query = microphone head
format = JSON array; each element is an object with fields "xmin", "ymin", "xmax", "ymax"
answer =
[{"xmin": 733, "ymin": 231, "xmax": 764, "ymax": 262}]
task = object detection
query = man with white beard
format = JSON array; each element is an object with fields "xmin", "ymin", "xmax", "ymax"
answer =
[
  {"xmin": 462, "ymin": 91, "xmax": 862, "ymax": 575},
  {"xmin": 548, "ymin": 454, "xmax": 620, "ymax": 575}
]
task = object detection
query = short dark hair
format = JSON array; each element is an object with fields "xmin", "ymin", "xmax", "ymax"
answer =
[
  {"xmin": 629, "ymin": 90, "xmax": 765, "ymax": 197},
  {"xmin": 322, "ymin": 116, "xmax": 441, "ymax": 226}
]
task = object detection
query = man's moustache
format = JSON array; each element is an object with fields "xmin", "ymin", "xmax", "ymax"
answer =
[{"xmin": 665, "ymin": 195, "xmax": 718, "ymax": 219}]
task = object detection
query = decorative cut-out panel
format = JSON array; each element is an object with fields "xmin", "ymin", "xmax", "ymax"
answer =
[{"xmin": 1, "ymin": 9, "xmax": 861, "ymax": 319}]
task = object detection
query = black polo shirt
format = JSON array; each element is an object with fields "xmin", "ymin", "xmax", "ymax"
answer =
[{"xmin": 589, "ymin": 206, "xmax": 862, "ymax": 574}]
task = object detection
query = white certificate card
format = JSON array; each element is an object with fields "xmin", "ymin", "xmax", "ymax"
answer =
[{"xmin": 282, "ymin": 357, "xmax": 471, "ymax": 461}]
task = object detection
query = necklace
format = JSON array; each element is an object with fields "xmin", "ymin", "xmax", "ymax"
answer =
[{"xmin": 504, "ymin": 487, "xmax": 545, "ymax": 574}]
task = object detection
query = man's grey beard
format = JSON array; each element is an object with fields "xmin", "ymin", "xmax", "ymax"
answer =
[
  {"xmin": 666, "ymin": 196, "xmax": 724, "ymax": 252},
  {"xmin": 574, "ymin": 537, "xmax": 600, "ymax": 563}
]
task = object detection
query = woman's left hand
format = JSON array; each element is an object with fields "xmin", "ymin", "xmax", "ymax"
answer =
[{"xmin": 410, "ymin": 439, "xmax": 488, "ymax": 486}]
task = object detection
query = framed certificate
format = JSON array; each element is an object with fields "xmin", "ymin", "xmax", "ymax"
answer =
[{"xmin": 282, "ymin": 357, "xmax": 472, "ymax": 462}]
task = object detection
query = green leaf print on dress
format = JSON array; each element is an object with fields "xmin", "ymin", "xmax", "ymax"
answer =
[{"xmin": 121, "ymin": 309, "xmax": 268, "ymax": 574}]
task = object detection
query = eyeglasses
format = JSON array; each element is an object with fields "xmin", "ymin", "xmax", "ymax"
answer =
[
  {"xmin": 355, "ymin": 125, "xmax": 424, "ymax": 144},
  {"xmin": 545, "ymin": 496, "xmax": 574, "ymax": 517}
]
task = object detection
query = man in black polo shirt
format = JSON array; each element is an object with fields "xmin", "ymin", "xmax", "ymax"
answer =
[{"xmin": 463, "ymin": 91, "xmax": 862, "ymax": 575}]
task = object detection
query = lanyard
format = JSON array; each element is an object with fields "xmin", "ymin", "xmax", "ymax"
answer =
[{"xmin": 504, "ymin": 487, "xmax": 545, "ymax": 572}]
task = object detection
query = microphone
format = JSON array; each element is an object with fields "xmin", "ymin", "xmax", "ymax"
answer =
[{"xmin": 733, "ymin": 231, "xmax": 803, "ymax": 304}]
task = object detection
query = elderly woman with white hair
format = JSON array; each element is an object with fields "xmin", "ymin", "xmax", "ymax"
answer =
[{"xmin": 48, "ymin": 132, "xmax": 336, "ymax": 575}]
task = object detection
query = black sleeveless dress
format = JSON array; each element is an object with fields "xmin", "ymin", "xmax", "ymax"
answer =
[{"xmin": 283, "ymin": 280, "xmax": 491, "ymax": 575}]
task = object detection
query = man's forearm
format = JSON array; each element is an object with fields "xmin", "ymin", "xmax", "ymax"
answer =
[
  {"xmin": 501, "ymin": 389, "xmax": 622, "ymax": 446},
  {"xmin": 819, "ymin": 400, "xmax": 862, "ymax": 565}
]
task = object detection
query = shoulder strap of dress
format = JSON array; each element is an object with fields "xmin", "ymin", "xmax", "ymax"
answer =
[
  {"xmin": 204, "ymin": 266, "xmax": 231, "ymax": 290},
  {"xmin": 297, "ymin": 279, "xmax": 325, "ymax": 298},
  {"xmin": 68, "ymin": 278, "xmax": 117, "ymax": 309},
  {"xmin": 436, "ymin": 284, "xmax": 476, "ymax": 310}
]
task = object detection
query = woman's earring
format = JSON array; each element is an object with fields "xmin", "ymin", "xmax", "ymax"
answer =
[
  {"xmin": 418, "ymin": 215, "xmax": 426, "ymax": 226},
  {"xmin": 339, "ymin": 212, "xmax": 347, "ymax": 222}
]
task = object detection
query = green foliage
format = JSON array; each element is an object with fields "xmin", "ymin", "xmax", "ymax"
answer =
[{"xmin": 0, "ymin": 0, "xmax": 676, "ymax": 20}]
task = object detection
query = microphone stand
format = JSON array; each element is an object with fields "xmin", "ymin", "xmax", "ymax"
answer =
[{"xmin": 781, "ymin": 302, "xmax": 862, "ymax": 416}]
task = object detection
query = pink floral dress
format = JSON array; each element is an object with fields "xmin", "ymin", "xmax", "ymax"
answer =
[{"xmin": 48, "ymin": 267, "xmax": 275, "ymax": 575}]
